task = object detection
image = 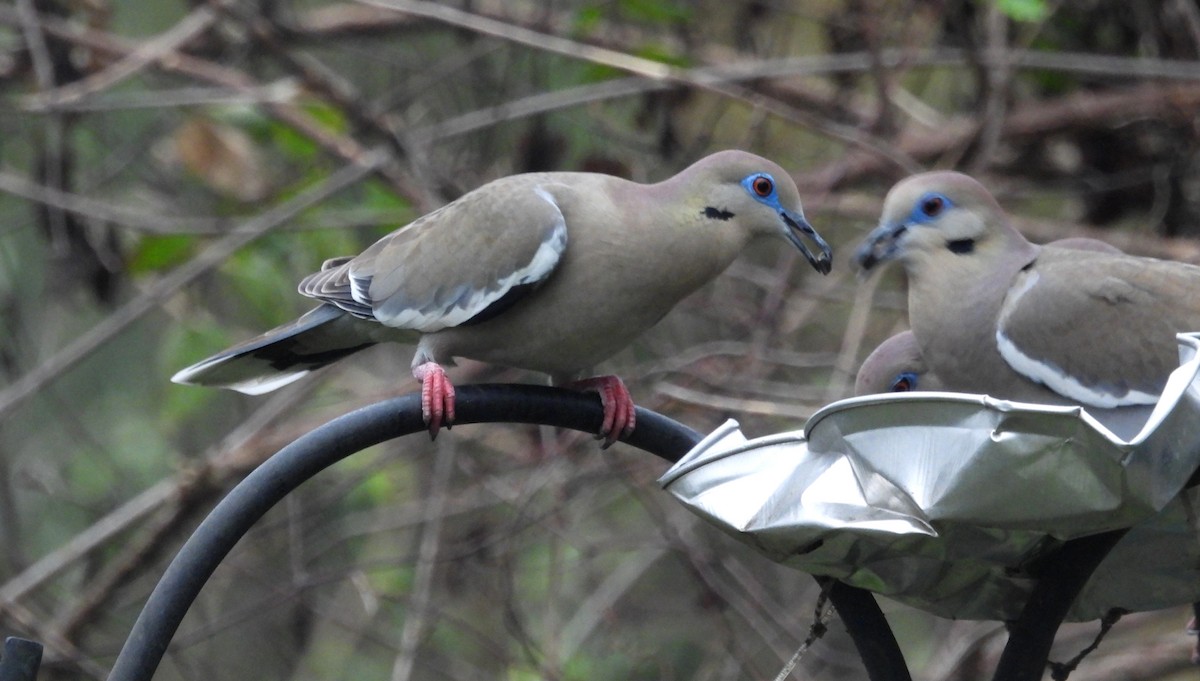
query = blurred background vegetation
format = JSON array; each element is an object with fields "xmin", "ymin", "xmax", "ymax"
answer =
[{"xmin": 1, "ymin": 0, "xmax": 1200, "ymax": 679}]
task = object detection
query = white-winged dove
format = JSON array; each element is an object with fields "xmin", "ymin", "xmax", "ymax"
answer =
[
  {"xmin": 854, "ymin": 237, "xmax": 1121, "ymax": 396},
  {"xmin": 173, "ymin": 150, "xmax": 833, "ymax": 445},
  {"xmin": 854, "ymin": 329, "xmax": 941, "ymax": 395},
  {"xmin": 853, "ymin": 171, "xmax": 1199, "ymax": 412}
]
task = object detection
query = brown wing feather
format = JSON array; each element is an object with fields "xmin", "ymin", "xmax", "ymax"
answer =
[
  {"xmin": 999, "ymin": 248, "xmax": 1200, "ymax": 402},
  {"xmin": 298, "ymin": 174, "xmax": 569, "ymax": 331}
]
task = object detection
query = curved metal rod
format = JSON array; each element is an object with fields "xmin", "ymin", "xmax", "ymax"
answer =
[
  {"xmin": 992, "ymin": 528, "xmax": 1130, "ymax": 681},
  {"xmin": 105, "ymin": 384, "xmax": 906, "ymax": 681}
]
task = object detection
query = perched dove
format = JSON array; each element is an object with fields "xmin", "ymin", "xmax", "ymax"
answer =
[
  {"xmin": 853, "ymin": 171, "xmax": 1200, "ymax": 414},
  {"xmin": 854, "ymin": 237, "xmax": 1121, "ymax": 396},
  {"xmin": 174, "ymin": 150, "xmax": 833, "ymax": 445}
]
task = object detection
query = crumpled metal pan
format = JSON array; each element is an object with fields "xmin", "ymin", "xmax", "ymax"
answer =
[{"xmin": 659, "ymin": 333, "xmax": 1200, "ymax": 621}]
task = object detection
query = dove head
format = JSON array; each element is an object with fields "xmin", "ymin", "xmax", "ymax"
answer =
[
  {"xmin": 854, "ymin": 171, "xmax": 1033, "ymax": 273},
  {"xmin": 854, "ymin": 330, "xmax": 945, "ymax": 396},
  {"xmin": 681, "ymin": 151, "xmax": 832, "ymax": 275}
]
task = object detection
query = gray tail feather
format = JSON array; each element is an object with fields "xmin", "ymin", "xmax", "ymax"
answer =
[{"xmin": 171, "ymin": 304, "xmax": 377, "ymax": 395}]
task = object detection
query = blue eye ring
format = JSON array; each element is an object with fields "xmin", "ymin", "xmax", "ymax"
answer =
[
  {"xmin": 742, "ymin": 173, "xmax": 777, "ymax": 201},
  {"xmin": 890, "ymin": 371, "xmax": 919, "ymax": 392},
  {"xmin": 910, "ymin": 192, "xmax": 952, "ymax": 223}
]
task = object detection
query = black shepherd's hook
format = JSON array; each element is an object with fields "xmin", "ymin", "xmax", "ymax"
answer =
[
  {"xmin": 63, "ymin": 383, "xmax": 1124, "ymax": 681},
  {"xmin": 101, "ymin": 384, "xmax": 908, "ymax": 681}
]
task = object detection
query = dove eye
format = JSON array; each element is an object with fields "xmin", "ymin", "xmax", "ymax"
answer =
[
  {"xmin": 752, "ymin": 175, "xmax": 774, "ymax": 197},
  {"xmin": 891, "ymin": 371, "xmax": 919, "ymax": 392},
  {"xmin": 920, "ymin": 196, "xmax": 945, "ymax": 217}
]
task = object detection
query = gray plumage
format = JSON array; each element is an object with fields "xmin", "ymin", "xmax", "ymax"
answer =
[
  {"xmin": 174, "ymin": 150, "xmax": 833, "ymax": 442},
  {"xmin": 854, "ymin": 171, "xmax": 1199, "ymax": 413},
  {"xmin": 854, "ymin": 237, "xmax": 1120, "ymax": 397}
]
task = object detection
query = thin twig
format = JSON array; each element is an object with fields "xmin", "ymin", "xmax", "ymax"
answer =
[
  {"xmin": 22, "ymin": 6, "xmax": 218, "ymax": 111},
  {"xmin": 773, "ymin": 583, "xmax": 835, "ymax": 681},
  {"xmin": 0, "ymin": 168, "xmax": 230, "ymax": 234},
  {"xmin": 389, "ymin": 438, "xmax": 457, "ymax": 681},
  {"xmin": 24, "ymin": 81, "xmax": 300, "ymax": 112},
  {"xmin": 1048, "ymin": 609, "xmax": 1127, "ymax": 680},
  {"xmin": 654, "ymin": 381, "xmax": 817, "ymax": 420}
]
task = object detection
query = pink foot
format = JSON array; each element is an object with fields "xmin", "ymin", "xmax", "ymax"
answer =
[
  {"xmin": 413, "ymin": 361, "xmax": 456, "ymax": 439},
  {"xmin": 568, "ymin": 375, "xmax": 636, "ymax": 448}
]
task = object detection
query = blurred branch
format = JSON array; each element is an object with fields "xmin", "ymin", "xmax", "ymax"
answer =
[
  {"xmin": 362, "ymin": 0, "xmax": 921, "ymax": 174},
  {"xmin": 407, "ymin": 47, "xmax": 1200, "ymax": 144},
  {"xmin": 797, "ymin": 81, "xmax": 1200, "ymax": 188},
  {"xmin": 209, "ymin": 1, "xmax": 441, "ymax": 209},
  {"xmin": 0, "ymin": 152, "xmax": 386, "ymax": 422},
  {"xmin": 357, "ymin": 0, "xmax": 675, "ymax": 80},
  {"xmin": 389, "ymin": 439, "xmax": 456, "ymax": 681},
  {"xmin": 13, "ymin": 0, "xmax": 55, "ymax": 88},
  {"xmin": 47, "ymin": 387, "xmax": 321, "ymax": 642},
  {"xmin": 21, "ymin": 6, "xmax": 217, "ymax": 112},
  {"xmin": 383, "ymin": 4, "xmax": 1200, "ymax": 188},
  {"xmin": 0, "ymin": 385, "xmax": 319, "ymax": 666},
  {"xmin": 311, "ymin": 2, "xmax": 1200, "ymax": 81},
  {"xmin": 20, "ymin": 81, "xmax": 300, "ymax": 112},
  {"xmin": 0, "ymin": 5, "xmax": 429, "ymax": 206},
  {"xmin": 654, "ymin": 381, "xmax": 817, "ymax": 420},
  {"xmin": 964, "ymin": 7, "xmax": 1014, "ymax": 172},
  {"xmin": 625, "ymin": 479, "xmax": 813, "ymax": 666},
  {"xmin": 0, "ymin": 168, "xmax": 230, "ymax": 234},
  {"xmin": 557, "ymin": 546, "xmax": 666, "ymax": 659}
]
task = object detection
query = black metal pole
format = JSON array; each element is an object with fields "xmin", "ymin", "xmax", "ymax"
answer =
[
  {"xmin": 105, "ymin": 384, "xmax": 907, "ymax": 681},
  {"xmin": 0, "ymin": 638, "xmax": 42, "ymax": 681},
  {"xmin": 824, "ymin": 580, "xmax": 913, "ymax": 681},
  {"xmin": 991, "ymin": 528, "xmax": 1130, "ymax": 681}
]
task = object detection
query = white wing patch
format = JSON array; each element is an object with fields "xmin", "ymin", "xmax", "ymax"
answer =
[
  {"xmin": 350, "ymin": 271, "xmax": 371, "ymax": 307},
  {"xmin": 997, "ymin": 268, "xmax": 1159, "ymax": 408},
  {"xmin": 377, "ymin": 186, "xmax": 568, "ymax": 332},
  {"xmin": 993, "ymin": 269, "xmax": 1161, "ymax": 410},
  {"xmin": 995, "ymin": 331, "xmax": 1160, "ymax": 408}
]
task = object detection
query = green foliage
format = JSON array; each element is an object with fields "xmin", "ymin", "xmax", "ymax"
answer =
[
  {"xmin": 159, "ymin": 323, "xmax": 231, "ymax": 420},
  {"xmin": 572, "ymin": 6, "xmax": 605, "ymax": 35},
  {"xmin": 128, "ymin": 234, "xmax": 197, "ymax": 274},
  {"xmin": 575, "ymin": 0, "xmax": 691, "ymax": 34},
  {"xmin": 355, "ymin": 469, "xmax": 399, "ymax": 506},
  {"xmin": 995, "ymin": 0, "xmax": 1050, "ymax": 22},
  {"xmin": 361, "ymin": 178, "xmax": 413, "ymax": 213},
  {"xmin": 221, "ymin": 242, "xmax": 302, "ymax": 323},
  {"xmin": 618, "ymin": 0, "xmax": 691, "ymax": 24},
  {"xmin": 263, "ymin": 101, "xmax": 348, "ymax": 162},
  {"xmin": 366, "ymin": 565, "xmax": 414, "ymax": 596}
]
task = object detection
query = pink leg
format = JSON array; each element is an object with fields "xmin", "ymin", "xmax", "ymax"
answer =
[
  {"xmin": 413, "ymin": 361, "xmax": 456, "ymax": 439},
  {"xmin": 567, "ymin": 375, "xmax": 636, "ymax": 448}
]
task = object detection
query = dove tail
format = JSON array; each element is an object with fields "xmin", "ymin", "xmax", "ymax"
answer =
[{"xmin": 171, "ymin": 305, "xmax": 376, "ymax": 395}]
